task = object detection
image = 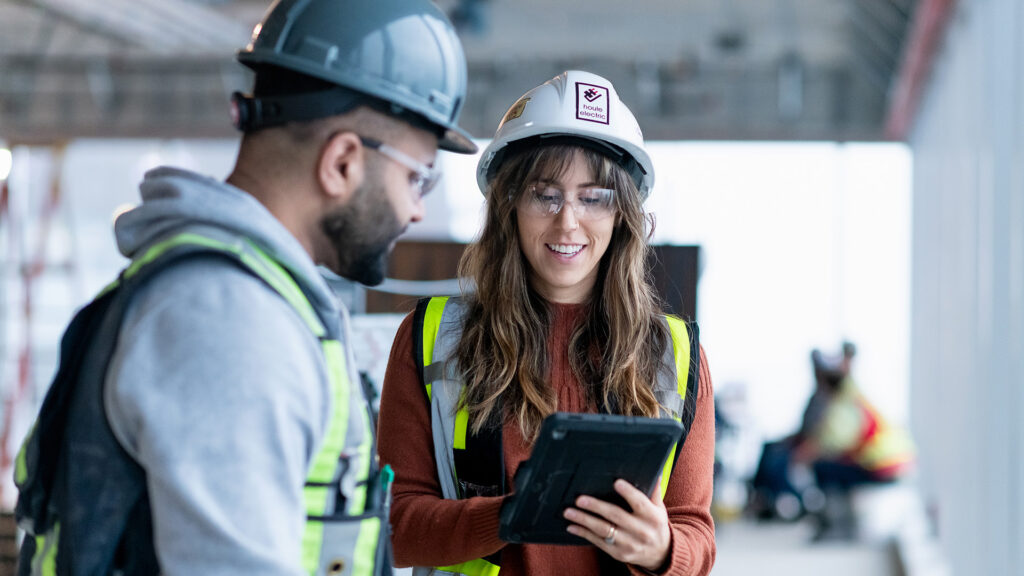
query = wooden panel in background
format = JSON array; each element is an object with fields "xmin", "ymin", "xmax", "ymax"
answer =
[
  {"xmin": 650, "ymin": 245, "xmax": 700, "ymax": 322},
  {"xmin": 367, "ymin": 241, "xmax": 700, "ymax": 321},
  {"xmin": 365, "ymin": 242, "xmax": 467, "ymax": 314}
]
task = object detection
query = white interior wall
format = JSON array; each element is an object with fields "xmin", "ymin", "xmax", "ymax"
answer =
[
  {"xmin": 909, "ymin": 1, "xmax": 1024, "ymax": 575},
  {"xmin": 438, "ymin": 141, "xmax": 912, "ymax": 442}
]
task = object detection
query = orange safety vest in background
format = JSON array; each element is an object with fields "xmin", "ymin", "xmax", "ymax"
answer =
[{"xmin": 815, "ymin": 378, "xmax": 915, "ymax": 479}]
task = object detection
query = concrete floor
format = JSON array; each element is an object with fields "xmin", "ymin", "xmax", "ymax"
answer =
[
  {"xmin": 712, "ymin": 518, "xmax": 903, "ymax": 576},
  {"xmin": 391, "ymin": 517, "xmax": 903, "ymax": 576}
]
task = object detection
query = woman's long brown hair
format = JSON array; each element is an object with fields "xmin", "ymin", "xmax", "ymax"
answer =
[{"xmin": 456, "ymin": 144, "xmax": 669, "ymax": 441}]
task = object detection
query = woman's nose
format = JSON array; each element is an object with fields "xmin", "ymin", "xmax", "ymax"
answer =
[{"xmin": 554, "ymin": 201, "xmax": 580, "ymax": 230}]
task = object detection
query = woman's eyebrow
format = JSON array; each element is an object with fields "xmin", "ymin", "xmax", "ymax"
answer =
[{"xmin": 532, "ymin": 178, "xmax": 603, "ymax": 188}]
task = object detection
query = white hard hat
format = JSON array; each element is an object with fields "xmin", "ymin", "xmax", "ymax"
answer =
[{"xmin": 476, "ymin": 70, "xmax": 655, "ymax": 199}]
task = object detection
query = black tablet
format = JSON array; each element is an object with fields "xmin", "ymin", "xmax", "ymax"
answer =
[{"xmin": 498, "ymin": 412, "xmax": 683, "ymax": 545}]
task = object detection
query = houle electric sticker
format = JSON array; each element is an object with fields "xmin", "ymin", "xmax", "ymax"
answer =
[{"xmin": 575, "ymin": 82, "xmax": 609, "ymax": 124}]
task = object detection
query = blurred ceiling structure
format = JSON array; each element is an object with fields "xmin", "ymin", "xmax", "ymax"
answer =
[{"xmin": 0, "ymin": 0, "xmax": 925, "ymax": 143}]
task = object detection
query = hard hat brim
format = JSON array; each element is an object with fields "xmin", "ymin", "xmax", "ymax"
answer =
[
  {"xmin": 440, "ymin": 125, "xmax": 478, "ymax": 154},
  {"xmin": 239, "ymin": 50, "xmax": 478, "ymax": 154}
]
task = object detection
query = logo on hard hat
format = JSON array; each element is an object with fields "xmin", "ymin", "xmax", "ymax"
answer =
[
  {"xmin": 503, "ymin": 97, "xmax": 531, "ymax": 124},
  {"xmin": 575, "ymin": 82, "xmax": 609, "ymax": 125}
]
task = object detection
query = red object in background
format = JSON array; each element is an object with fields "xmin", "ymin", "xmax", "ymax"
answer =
[
  {"xmin": 0, "ymin": 147, "xmax": 69, "ymax": 505},
  {"xmin": 885, "ymin": 0, "xmax": 959, "ymax": 140}
]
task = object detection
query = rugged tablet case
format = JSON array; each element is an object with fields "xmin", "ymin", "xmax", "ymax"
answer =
[{"xmin": 499, "ymin": 412, "xmax": 683, "ymax": 545}]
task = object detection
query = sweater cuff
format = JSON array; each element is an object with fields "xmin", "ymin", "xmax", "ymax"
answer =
[
  {"xmin": 466, "ymin": 495, "xmax": 508, "ymax": 553},
  {"xmin": 629, "ymin": 528, "xmax": 689, "ymax": 576}
]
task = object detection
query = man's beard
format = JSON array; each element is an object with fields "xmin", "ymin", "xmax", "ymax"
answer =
[{"xmin": 320, "ymin": 176, "xmax": 405, "ymax": 286}]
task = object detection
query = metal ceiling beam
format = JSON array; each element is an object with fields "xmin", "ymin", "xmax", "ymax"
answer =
[
  {"xmin": 847, "ymin": 0, "xmax": 918, "ymax": 101},
  {"xmin": 0, "ymin": 1, "xmax": 904, "ymax": 142},
  {"xmin": 884, "ymin": 0, "xmax": 916, "ymax": 19},
  {"xmin": 849, "ymin": 1, "xmax": 904, "ymax": 73},
  {"xmin": 27, "ymin": 0, "xmax": 250, "ymax": 54},
  {"xmin": 849, "ymin": 40, "xmax": 896, "ymax": 96},
  {"xmin": 857, "ymin": 0, "xmax": 913, "ymax": 34},
  {"xmin": 848, "ymin": 16, "xmax": 900, "ymax": 83},
  {"xmin": 0, "ymin": 56, "xmax": 249, "ymax": 141},
  {"xmin": 0, "ymin": 56, "xmax": 889, "ymax": 142}
]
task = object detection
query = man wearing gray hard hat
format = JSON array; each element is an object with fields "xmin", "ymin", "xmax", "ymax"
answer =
[{"xmin": 13, "ymin": 1, "xmax": 475, "ymax": 574}]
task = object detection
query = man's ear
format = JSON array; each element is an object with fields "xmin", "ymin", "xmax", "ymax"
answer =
[{"xmin": 318, "ymin": 131, "xmax": 365, "ymax": 203}]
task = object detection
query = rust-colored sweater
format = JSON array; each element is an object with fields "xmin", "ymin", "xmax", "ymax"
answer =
[{"xmin": 377, "ymin": 304, "xmax": 716, "ymax": 576}]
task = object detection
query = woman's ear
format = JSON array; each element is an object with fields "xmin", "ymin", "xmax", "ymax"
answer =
[{"xmin": 318, "ymin": 131, "xmax": 365, "ymax": 203}]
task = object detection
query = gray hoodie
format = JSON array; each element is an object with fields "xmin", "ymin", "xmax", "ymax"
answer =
[{"xmin": 105, "ymin": 167, "xmax": 353, "ymax": 575}]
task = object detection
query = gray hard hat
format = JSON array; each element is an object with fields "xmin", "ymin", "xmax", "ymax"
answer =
[{"xmin": 236, "ymin": 0, "xmax": 477, "ymax": 154}]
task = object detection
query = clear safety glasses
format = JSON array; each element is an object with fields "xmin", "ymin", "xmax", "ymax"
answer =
[
  {"xmin": 521, "ymin": 184, "xmax": 617, "ymax": 220},
  {"xmin": 360, "ymin": 136, "xmax": 441, "ymax": 199}
]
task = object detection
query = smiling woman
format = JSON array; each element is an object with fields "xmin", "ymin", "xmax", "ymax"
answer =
[
  {"xmin": 513, "ymin": 149, "xmax": 618, "ymax": 303},
  {"xmin": 377, "ymin": 70, "xmax": 717, "ymax": 576}
]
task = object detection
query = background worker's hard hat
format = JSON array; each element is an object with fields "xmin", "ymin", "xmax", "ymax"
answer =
[
  {"xmin": 235, "ymin": 0, "xmax": 476, "ymax": 154},
  {"xmin": 476, "ymin": 70, "xmax": 655, "ymax": 197}
]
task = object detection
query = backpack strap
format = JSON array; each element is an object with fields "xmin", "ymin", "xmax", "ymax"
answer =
[{"xmin": 14, "ymin": 239, "xmax": 267, "ymax": 575}]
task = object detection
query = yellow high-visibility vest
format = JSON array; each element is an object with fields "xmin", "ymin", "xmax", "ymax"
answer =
[{"xmin": 410, "ymin": 296, "xmax": 698, "ymax": 576}]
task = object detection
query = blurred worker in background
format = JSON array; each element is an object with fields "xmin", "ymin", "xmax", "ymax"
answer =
[
  {"xmin": 749, "ymin": 342, "xmax": 915, "ymax": 540},
  {"xmin": 377, "ymin": 70, "xmax": 716, "ymax": 576},
  {"xmin": 13, "ymin": 0, "xmax": 475, "ymax": 574},
  {"xmin": 792, "ymin": 343, "xmax": 916, "ymax": 539}
]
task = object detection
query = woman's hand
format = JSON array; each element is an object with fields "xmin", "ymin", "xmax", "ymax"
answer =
[{"xmin": 563, "ymin": 479, "xmax": 671, "ymax": 572}]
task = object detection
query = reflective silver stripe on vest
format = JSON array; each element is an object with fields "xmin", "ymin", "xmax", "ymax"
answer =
[
  {"xmin": 655, "ymin": 335, "xmax": 686, "ymax": 419},
  {"xmin": 414, "ymin": 298, "xmax": 501, "ymax": 576},
  {"xmin": 426, "ymin": 298, "xmax": 470, "ymax": 502}
]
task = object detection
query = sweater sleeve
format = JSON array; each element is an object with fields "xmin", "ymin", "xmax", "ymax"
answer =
[
  {"xmin": 376, "ymin": 312, "xmax": 507, "ymax": 568},
  {"xmin": 630, "ymin": 346, "xmax": 717, "ymax": 576}
]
